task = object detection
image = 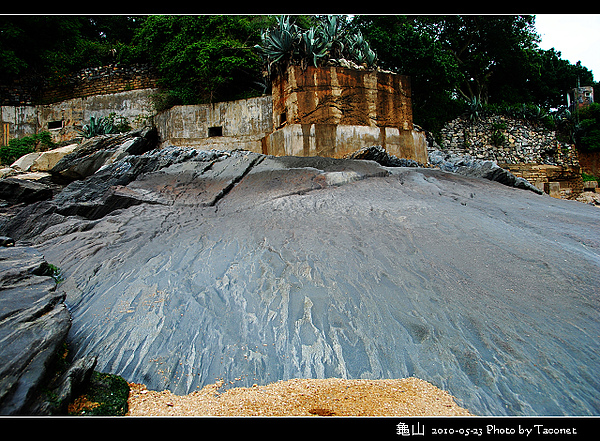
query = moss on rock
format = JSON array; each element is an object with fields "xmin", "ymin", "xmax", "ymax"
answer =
[{"xmin": 68, "ymin": 372, "xmax": 130, "ymax": 416}]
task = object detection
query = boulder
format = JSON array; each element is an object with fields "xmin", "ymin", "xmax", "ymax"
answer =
[
  {"xmin": 30, "ymin": 144, "xmax": 78, "ymax": 172},
  {"xmin": 10, "ymin": 152, "xmax": 42, "ymax": 172},
  {"xmin": 2, "ymin": 141, "xmax": 600, "ymax": 417},
  {"xmin": 0, "ymin": 168, "xmax": 17, "ymax": 179},
  {"xmin": 0, "ymin": 177, "xmax": 54, "ymax": 204},
  {"xmin": 428, "ymin": 149, "xmax": 544, "ymax": 194},
  {"xmin": 0, "ymin": 246, "xmax": 72, "ymax": 415},
  {"xmin": 50, "ymin": 127, "xmax": 158, "ymax": 181},
  {"xmin": 27, "ymin": 354, "xmax": 98, "ymax": 415},
  {"xmin": 10, "ymin": 172, "xmax": 53, "ymax": 182},
  {"xmin": 345, "ymin": 145, "xmax": 423, "ymax": 167},
  {"xmin": 4, "ymin": 146, "xmax": 599, "ymax": 417}
]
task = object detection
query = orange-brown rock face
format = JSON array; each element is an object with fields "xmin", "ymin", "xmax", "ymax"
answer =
[{"xmin": 272, "ymin": 65, "xmax": 413, "ymax": 129}]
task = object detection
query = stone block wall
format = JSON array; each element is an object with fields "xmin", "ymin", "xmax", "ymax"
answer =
[
  {"xmin": 0, "ymin": 78, "xmax": 37, "ymax": 106},
  {"xmin": 502, "ymin": 163, "xmax": 584, "ymax": 195},
  {"xmin": 439, "ymin": 115, "xmax": 579, "ymax": 166},
  {"xmin": 577, "ymin": 150, "xmax": 600, "ymax": 178},
  {"xmin": 39, "ymin": 64, "xmax": 159, "ymax": 105},
  {"xmin": 438, "ymin": 114, "xmax": 583, "ymax": 194}
]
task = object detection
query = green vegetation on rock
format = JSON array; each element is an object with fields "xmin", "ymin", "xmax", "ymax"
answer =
[
  {"xmin": 68, "ymin": 372, "xmax": 130, "ymax": 416},
  {"xmin": 0, "ymin": 132, "xmax": 55, "ymax": 165}
]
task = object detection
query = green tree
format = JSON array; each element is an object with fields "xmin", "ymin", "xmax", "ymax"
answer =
[
  {"xmin": 354, "ymin": 15, "xmax": 596, "ymax": 135},
  {"xmin": 406, "ymin": 15, "xmax": 540, "ymax": 104},
  {"xmin": 133, "ymin": 15, "xmax": 267, "ymax": 105},
  {"xmin": 0, "ymin": 15, "xmax": 145, "ymax": 86},
  {"xmin": 575, "ymin": 103, "xmax": 600, "ymax": 152},
  {"xmin": 0, "ymin": 16, "xmax": 86, "ymax": 81},
  {"xmin": 353, "ymin": 15, "xmax": 465, "ymax": 134}
]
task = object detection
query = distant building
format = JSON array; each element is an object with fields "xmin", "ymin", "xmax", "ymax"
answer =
[{"xmin": 567, "ymin": 85, "xmax": 594, "ymax": 110}]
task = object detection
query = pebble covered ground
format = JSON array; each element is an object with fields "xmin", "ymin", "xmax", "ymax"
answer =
[{"xmin": 126, "ymin": 377, "xmax": 472, "ymax": 417}]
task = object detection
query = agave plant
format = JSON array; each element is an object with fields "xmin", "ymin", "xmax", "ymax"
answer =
[
  {"xmin": 300, "ymin": 27, "xmax": 329, "ymax": 68},
  {"xmin": 346, "ymin": 31, "xmax": 377, "ymax": 67},
  {"xmin": 316, "ymin": 15, "xmax": 347, "ymax": 59},
  {"xmin": 254, "ymin": 16, "xmax": 300, "ymax": 75},
  {"xmin": 466, "ymin": 96, "xmax": 484, "ymax": 122},
  {"xmin": 255, "ymin": 15, "xmax": 378, "ymax": 74},
  {"xmin": 77, "ymin": 116, "xmax": 117, "ymax": 138}
]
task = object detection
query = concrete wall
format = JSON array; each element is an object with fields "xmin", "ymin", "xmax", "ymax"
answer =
[
  {"xmin": 1, "ymin": 88, "xmax": 157, "ymax": 145},
  {"xmin": 262, "ymin": 65, "xmax": 426, "ymax": 162},
  {"xmin": 261, "ymin": 123, "xmax": 428, "ymax": 163},
  {"xmin": 0, "ymin": 106, "xmax": 39, "ymax": 145},
  {"xmin": 154, "ymin": 96, "xmax": 273, "ymax": 152},
  {"xmin": 40, "ymin": 89, "xmax": 156, "ymax": 143},
  {"xmin": 2, "ymin": 65, "xmax": 427, "ymax": 164}
]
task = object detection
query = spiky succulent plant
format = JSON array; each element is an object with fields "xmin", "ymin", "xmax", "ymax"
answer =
[{"xmin": 255, "ymin": 15, "xmax": 378, "ymax": 75}]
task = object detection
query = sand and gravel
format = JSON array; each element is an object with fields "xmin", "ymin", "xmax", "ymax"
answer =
[{"xmin": 126, "ymin": 377, "xmax": 472, "ymax": 417}]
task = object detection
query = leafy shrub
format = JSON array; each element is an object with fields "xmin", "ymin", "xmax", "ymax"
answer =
[
  {"xmin": 574, "ymin": 103, "xmax": 600, "ymax": 152},
  {"xmin": 68, "ymin": 372, "xmax": 130, "ymax": 416},
  {"xmin": 0, "ymin": 131, "xmax": 55, "ymax": 165},
  {"xmin": 490, "ymin": 122, "xmax": 507, "ymax": 146},
  {"xmin": 133, "ymin": 16, "xmax": 264, "ymax": 105}
]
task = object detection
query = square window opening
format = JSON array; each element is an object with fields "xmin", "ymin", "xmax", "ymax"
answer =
[
  {"xmin": 208, "ymin": 126, "xmax": 223, "ymax": 137},
  {"xmin": 48, "ymin": 120, "xmax": 64, "ymax": 130}
]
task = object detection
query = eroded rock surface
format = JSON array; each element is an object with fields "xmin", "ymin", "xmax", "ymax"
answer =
[
  {"xmin": 1, "ymin": 146, "xmax": 599, "ymax": 416},
  {"xmin": 0, "ymin": 246, "xmax": 71, "ymax": 414}
]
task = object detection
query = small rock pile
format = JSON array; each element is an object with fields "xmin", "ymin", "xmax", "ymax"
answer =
[{"xmin": 428, "ymin": 150, "xmax": 544, "ymax": 194}]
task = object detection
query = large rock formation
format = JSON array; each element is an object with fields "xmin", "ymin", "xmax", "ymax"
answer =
[
  {"xmin": 1, "ymin": 136, "xmax": 599, "ymax": 417},
  {"xmin": 0, "ymin": 246, "xmax": 71, "ymax": 414}
]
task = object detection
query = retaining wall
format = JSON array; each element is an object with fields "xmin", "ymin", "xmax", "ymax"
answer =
[{"xmin": 438, "ymin": 115, "xmax": 582, "ymax": 194}]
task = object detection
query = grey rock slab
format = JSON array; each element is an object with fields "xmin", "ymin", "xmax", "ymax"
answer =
[
  {"xmin": 27, "ymin": 354, "xmax": 97, "ymax": 415},
  {"xmin": 0, "ymin": 246, "xmax": 71, "ymax": 415},
  {"xmin": 6, "ymin": 153, "xmax": 600, "ymax": 416},
  {"xmin": 428, "ymin": 149, "xmax": 544, "ymax": 194},
  {"xmin": 0, "ymin": 178, "xmax": 54, "ymax": 205},
  {"xmin": 50, "ymin": 127, "xmax": 158, "ymax": 181}
]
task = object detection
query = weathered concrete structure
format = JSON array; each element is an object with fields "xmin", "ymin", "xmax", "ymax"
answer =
[
  {"xmin": 1, "ymin": 106, "xmax": 38, "ymax": 145},
  {"xmin": 262, "ymin": 65, "xmax": 426, "ymax": 163},
  {"xmin": 1, "ymin": 89, "xmax": 156, "ymax": 146},
  {"xmin": 153, "ymin": 96, "xmax": 273, "ymax": 153},
  {"xmin": 2, "ymin": 65, "xmax": 427, "ymax": 164},
  {"xmin": 154, "ymin": 66, "xmax": 427, "ymax": 163}
]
